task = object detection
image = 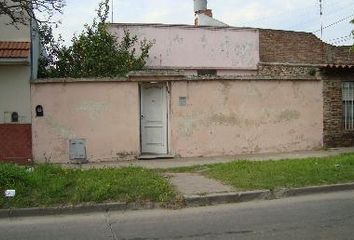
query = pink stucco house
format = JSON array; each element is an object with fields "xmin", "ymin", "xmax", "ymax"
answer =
[{"xmin": 28, "ymin": 1, "xmax": 354, "ymax": 163}]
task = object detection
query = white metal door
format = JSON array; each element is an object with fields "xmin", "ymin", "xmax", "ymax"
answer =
[{"xmin": 140, "ymin": 83, "xmax": 168, "ymax": 154}]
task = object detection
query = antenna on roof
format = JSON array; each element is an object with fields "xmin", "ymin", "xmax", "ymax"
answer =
[{"xmin": 319, "ymin": 0, "xmax": 323, "ymax": 38}]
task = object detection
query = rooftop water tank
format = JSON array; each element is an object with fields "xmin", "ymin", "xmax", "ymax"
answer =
[{"xmin": 194, "ymin": 0, "xmax": 207, "ymax": 13}]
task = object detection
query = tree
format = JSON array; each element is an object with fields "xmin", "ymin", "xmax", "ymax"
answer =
[
  {"xmin": 37, "ymin": 23, "xmax": 64, "ymax": 78},
  {"xmin": 39, "ymin": 0, "xmax": 152, "ymax": 78},
  {"xmin": 0, "ymin": 0, "xmax": 64, "ymax": 25},
  {"xmin": 352, "ymin": 19, "xmax": 354, "ymax": 50}
]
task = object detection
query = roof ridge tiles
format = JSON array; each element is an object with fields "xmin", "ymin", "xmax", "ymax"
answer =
[{"xmin": 0, "ymin": 41, "xmax": 30, "ymax": 58}]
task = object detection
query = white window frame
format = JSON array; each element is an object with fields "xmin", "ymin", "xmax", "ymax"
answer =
[{"xmin": 342, "ymin": 82, "xmax": 354, "ymax": 130}]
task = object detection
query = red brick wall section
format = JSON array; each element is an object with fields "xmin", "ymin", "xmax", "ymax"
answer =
[
  {"xmin": 0, "ymin": 124, "xmax": 32, "ymax": 165},
  {"xmin": 325, "ymin": 45, "xmax": 354, "ymax": 65},
  {"xmin": 259, "ymin": 29, "xmax": 354, "ymax": 64},
  {"xmin": 322, "ymin": 71, "xmax": 354, "ymax": 147},
  {"xmin": 259, "ymin": 29, "xmax": 325, "ymax": 64}
]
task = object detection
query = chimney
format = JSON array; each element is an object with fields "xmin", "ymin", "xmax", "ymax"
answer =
[{"xmin": 194, "ymin": 0, "xmax": 213, "ymax": 25}]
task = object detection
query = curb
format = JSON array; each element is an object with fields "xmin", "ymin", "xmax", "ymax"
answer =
[
  {"xmin": 0, "ymin": 202, "xmax": 160, "ymax": 219},
  {"xmin": 184, "ymin": 190, "xmax": 270, "ymax": 207},
  {"xmin": 273, "ymin": 182, "xmax": 354, "ymax": 198},
  {"xmin": 183, "ymin": 182, "xmax": 354, "ymax": 208},
  {"xmin": 1, "ymin": 183, "xmax": 354, "ymax": 218}
]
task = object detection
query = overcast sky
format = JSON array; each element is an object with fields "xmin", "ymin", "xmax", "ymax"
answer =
[{"xmin": 53, "ymin": 0, "xmax": 354, "ymax": 46}]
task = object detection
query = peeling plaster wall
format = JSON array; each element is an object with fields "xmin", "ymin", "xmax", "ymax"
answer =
[
  {"xmin": 170, "ymin": 80, "xmax": 323, "ymax": 157},
  {"xmin": 109, "ymin": 25, "xmax": 259, "ymax": 72},
  {"xmin": 31, "ymin": 82, "xmax": 140, "ymax": 163},
  {"xmin": 31, "ymin": 79, "xmax": 323, "ymax": 162}
]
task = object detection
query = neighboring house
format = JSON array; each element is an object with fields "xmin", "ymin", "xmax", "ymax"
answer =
[
  {"xmin": 30, "ymin": 1, "xmax": 354, "ymax": 163},
  {"xmin": 0, "ymin": 13, "xmax": 39, "ymax": 164}
]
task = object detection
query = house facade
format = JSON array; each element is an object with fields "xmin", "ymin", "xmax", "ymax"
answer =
[
  {"xmin": 5, "ymin": 0, "xmax": 351, "ymax": 164},
  {"xmin": 0, "ymin": 14, "xmax": 39, "ymax": 164},
  {"xmin": 30, "ymin": 22, "xmax": 354, "ymax": 163}
]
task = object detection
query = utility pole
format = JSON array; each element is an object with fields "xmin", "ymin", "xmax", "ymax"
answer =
[
  {"xmin": 319, "ymin": 0, "xmax": 323, "ymax": 38},
  {"xmin": 111, "ymin": 0, "xmax": 114, "ymax": 23}
]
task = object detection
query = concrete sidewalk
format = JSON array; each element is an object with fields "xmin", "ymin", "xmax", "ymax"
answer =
[
  {"xmin": 166, "ymin": 173, "xmax": 234, "ymax": 196},
  {"xmin": 65, "ymin": 147, "xmax": 354, "ymax": 170}
]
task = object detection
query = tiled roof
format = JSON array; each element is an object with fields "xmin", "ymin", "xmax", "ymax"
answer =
[{"xmin": 0, "ymin": 41, "xmax": 30, "ymax": 58}]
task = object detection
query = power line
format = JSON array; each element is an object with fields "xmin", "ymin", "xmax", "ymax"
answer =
[
  {"xmin": 330, "ymin": 36, "xmax": 353, "ymax": 44},
  {"xmin": 240, "ymin": 0, "xmax": 352, "ymax": 27},
  {"xmin": 327, "ymin": 33, "xmax": 353, "ymax": 42},
  {"xmin": 312, "ymin": 14, "xmax": 354, "ymax": 33},
  {"xmin": 329, "ymin": 37, "xmax": 353, "ymax": 45},
  {"xmin": 325, "ymin": 33, "xmax": 353, "ymax": 45},
  {"xmin": 289, "ymin": 0, "xmax": 353, "ymax": 30}
]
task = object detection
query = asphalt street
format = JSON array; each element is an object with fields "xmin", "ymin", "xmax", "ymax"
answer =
[{"xmin": 1, "ymin": 190, "xmax": 354, "ymax": 240}]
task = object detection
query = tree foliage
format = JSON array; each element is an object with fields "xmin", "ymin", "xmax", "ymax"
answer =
[
  {"xmin": 0, "ymin": 0, "xmax": 64, "ymax": 25},
  {"xmin": 39, "ymin": 0, "xmax": 152, "ymax": 78},
  {"xmin": 352, "ymin": 19, "xmax": 354, "ymax": 51}
]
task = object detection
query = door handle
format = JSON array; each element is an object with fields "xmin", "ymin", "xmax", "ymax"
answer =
[{"xmin": 141, "ymin": 114, "xmax": 144, "ymax": 119}]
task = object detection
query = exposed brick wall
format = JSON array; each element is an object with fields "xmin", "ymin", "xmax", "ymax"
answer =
[
  {"xmin": 0, "ymin": 124, "xmax": 32, "ymax": 164},
  {"xmin": 259, "ymin": 29, "xmax": 325, "ymax": 64},
  {"xmin": 322, "ymin": 71, "xmax": 354, "ymax": 147},
  {"xmin": 259, "ymin": 29, "xmax": 354, "ymax": 65},
  {"xmin": 325, "ymin": 45, "xmax": 354, "ymax": 65}
]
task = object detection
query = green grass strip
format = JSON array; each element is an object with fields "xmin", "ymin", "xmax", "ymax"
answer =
[
  {"xmin": 207, "ymin": 154, "xmax": 354, "ymax": 190},
  {"xmin": 0, "ymin": 164, "xmax": 175, "ymax": 209},
  {"xmin": 165, "ymin": 153, "xmax": 354, "ymax": 191}
]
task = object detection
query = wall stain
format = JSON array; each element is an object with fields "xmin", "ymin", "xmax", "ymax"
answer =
[
  {"xmin": 116, "ymin": 151, "xmax": 137, "ymax": 161},
  {"xmin": 220, "ymin": 81, "xmax": 232, "ymax": 105},
  {"xmin": 292, "ymin": 81, "xmax": 305, "ymax": 99},
  {"xmin": 178, "ymin": 109, "xmax": 302, "ymax": 136},
  {"xmin": 208, "ymin": 113, "xmax": 242, "ymax": 127},
  {"xmin": 46, "ymin": 116, "xmax": 76, "ymax": 139},
  {"xmin": 75, "ymin": 101, "xmax": 107, "ymax": 120},
  {"xmin": 200, "ymin": 34, "xmax": 207, "ymax": 49},
  {"xmin": 173, "ymin": 34, "xmax": 184, "ymax": 44},
  {"xmin": 275, "ymin": 110, "xmax": 300, "ymax": 122},
  {"xmin": 246, "ymin": 82, "xmax": 262, "ymax": 97},
  {"xmin": 231, "ymin": 42, "xmax": 256, "ymax": 66},
  {"xmin": 178, "ymin": 114, "xmax": 200, "ymax": 137}
]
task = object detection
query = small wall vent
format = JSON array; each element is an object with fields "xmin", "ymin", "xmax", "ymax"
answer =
[
  {"xmin": 11, "ymin": 112, "xmax": 18, "ymax": 123},
  {"xmin": 197, "ymin": 69, "xmax": 217, "ymax": 76},
  {"xmin": 35, "ymin": 105, "xmax": 44, "ymax": 117}
]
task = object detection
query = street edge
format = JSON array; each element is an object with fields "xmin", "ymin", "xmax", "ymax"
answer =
[
  {"xmin": 0, "ymin": 202, "xmax": 161, "ymax": 219},
  {"xmin": 183, "ymin": 182, "xmax": 354, "ymax": 207},
  {"xmin": 1, "ymin": 182, "xmax": 354, "ymax": 218}
]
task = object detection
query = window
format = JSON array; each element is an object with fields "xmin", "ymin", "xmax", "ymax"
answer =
[{"xmin": 342, "ymin": 82, "xmax": 354, "ymax": 130}]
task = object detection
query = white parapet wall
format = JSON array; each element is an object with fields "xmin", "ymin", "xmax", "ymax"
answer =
[{"xmin": 109, "ymin": 24, "xmax": 259, "ymax": 73}]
